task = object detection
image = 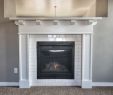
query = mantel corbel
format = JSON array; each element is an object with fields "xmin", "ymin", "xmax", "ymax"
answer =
[
  {"xmin": 15, "ymin": 20, "xmax": 26, "ymax": 26},
  {"xmin": 89, "ymin": 20, "xmax": 98, "ymax": 26}
]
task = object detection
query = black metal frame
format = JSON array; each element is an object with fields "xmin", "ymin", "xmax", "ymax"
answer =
[{"xmin": 37, "ymin": 41, "xmax": 75, "ymax": 79}]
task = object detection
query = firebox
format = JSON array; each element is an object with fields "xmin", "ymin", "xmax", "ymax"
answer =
[{"xmin": 37, "ymin": 42, "xmax": 75, "ymax": 79}]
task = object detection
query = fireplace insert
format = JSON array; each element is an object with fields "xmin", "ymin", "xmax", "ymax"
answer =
[{"xmin": 37, "ymin": 42, "xmax": 75, "ymax": 79}]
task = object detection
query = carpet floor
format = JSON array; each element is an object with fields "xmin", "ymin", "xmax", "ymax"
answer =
[{"xmin": 0, "ymin": 87, "xmax": 113, "ymax": 95}]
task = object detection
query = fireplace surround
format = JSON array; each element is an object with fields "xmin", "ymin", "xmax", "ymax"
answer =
[
  {"xmin": 12, "ymin": 18, "xmax": 99, "ymax": 88},
  {"xmin": 28, "ymin": 34, "xmax": 82, "ymax": 87}
]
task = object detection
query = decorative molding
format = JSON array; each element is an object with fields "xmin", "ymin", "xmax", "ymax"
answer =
[
  {"xmin": 15, "ymin": 20, "xmax": 98, "ymax": 26},
  {"xmin": 15, "ymin": 20, "xmax": 26, "ymax": 25},
  {"xmin": 18, "ymin": 22, "xmax": 93, "ymax": 35},
  {"xmin": 89, "ymin": 20, "xmax": 98, "ymax": 26},
  {"xmin": 0, "ymin": 82, "xmax": 19, "ymax": 86},
  {"xmin": 92, "ymin": 82, "xmax": 113, "ymax": 87},
  {"xmin": 53, "ymin": 20, "xmax": 59, "ymax": 25},
  {"xmin": 70, "ymin": 20, "xmax": 77, "ymax": 25},
  {"xmin": 12, "ymin": 16, "xmax": 101, "ymax": 26},
  {"xmin": 36, "ymin": 20, "xmax": 41, "ymax": 25}
]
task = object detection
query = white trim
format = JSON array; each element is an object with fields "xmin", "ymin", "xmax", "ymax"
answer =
[
  {"xmin": 18, "ymin": 24, "xmax": 93, "ymax": 35},
  {"xmin": 32, "ymin": 80, "xmax": 81, "ymax": 86},
  {"xmin": 0, "ymin": 82, "xmax": 19, "ymax": 86},
  {"xmin": 19, "ymin": 80, "xmax": 30, "ymax": 88},
  {"xmin": 9, "ymin": 17, "xmax": 102, "ymax": 21},
  {"xmin": 82, "ymin": 34, "xmax": 92, "ymax": 88},
  {"xmin": 19, "ymin": 34, "xmax": 30, "ymax": 88},
  {"xmin": 90, "ymin": 34, "xmax": 93, "ymax": 81},
  {"xmin": 92, "ymin": 82, "xmax": 113, "ymax": 87},
  {"xmin": 0, "ymin": 82, "xmax": 113, "ymax": 87},
  {"xmin": 82, "ymin": 80, "xmax": 92, "ymax": 88}
]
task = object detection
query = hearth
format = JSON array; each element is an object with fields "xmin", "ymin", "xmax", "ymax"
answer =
[{"xmin": 37, "ymin": 42, "xmax": 74, "ymax": 79}]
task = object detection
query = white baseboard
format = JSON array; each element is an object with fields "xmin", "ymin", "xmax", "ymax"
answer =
[
  {"xmin": 0, "ymin": 82, "xmax": 113, "ymax": 87},
  {"xmin": 92, "ymin": 82, "xmax": 113, "ymax": 87},
  {"xmin": 0, "ymin": 82, "xmax": 19, "ymax": 86}
]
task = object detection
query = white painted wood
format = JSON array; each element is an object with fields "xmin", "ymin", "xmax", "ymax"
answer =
[
  {"xmin": 19, "ymin": 25, "xmax": 93, "ymax": 35},
  {"xmin": 92, "ymin": 82, "xmax": 113, "ymax": 87},
  {"xmin": 19, "ymin": 80, "xmax": 30, "ymax": 88},
  {"xmin": 0, "ymin": 82, "xmax": 19, "ymax": 86},
  {"xmin": 32, "ymin": 80, "xmax": 80, "ymax": 86},
  {"xmin": 82, "ymin": 34, "xmax": 92, "ymax": 88},
  {"xmin": 90, "ymin": 34, "xmax": 93, "ymax": 82},
  {"xmin": 82, "ymin": 80, "xmax": 92, "ymax": 89},
  {"xmin": 17, "ymin": 20, "xmax": 95, "ymax": 88},
  {"xmin": 17, "ymin": 20, "xmax": 94, "ymax": 35},
  {"xmin": 10, "ymin": 17, "xmax": 102, "ymax": 20},
  {"xmin": 1, "ymin": 82, "xmax": 113, "ymax": 87},
  {"xmin": 19, "ymin": 34, "xmax": 30, "ymax": 88}
]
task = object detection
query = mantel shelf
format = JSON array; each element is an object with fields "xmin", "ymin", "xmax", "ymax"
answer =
[{"xmin": 9, "ymin": 17, "xmax": 102, "ymax": 21}]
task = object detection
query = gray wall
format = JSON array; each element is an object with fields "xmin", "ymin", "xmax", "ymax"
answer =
[
  {"xmin": 0, "ymin": 22, "xmax": 19, "ymax": 82},
  {"xmin": 0, "ymin": 0, "xmax": 113, "ymax": 82},
  {"xmin": 93, "ymin": 0, "xmax": 113, "ymax": 82},
  {"xmin": 0, "ymin": 24, "xmax": 7, "ymax": 81},
  {"xmin": 0, "ymin": 0, "xmax": 19, "ymax": 82}
]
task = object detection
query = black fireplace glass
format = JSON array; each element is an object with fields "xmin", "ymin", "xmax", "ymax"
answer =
[{"xmin": 37, "ymin": 42, "xmax": 74, "ymax": 79}]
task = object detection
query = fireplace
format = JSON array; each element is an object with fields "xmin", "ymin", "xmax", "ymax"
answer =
[
  {"xmin": 37, "ymin": 42, "xmax": 74, "ymax": 79},
  {"xmin": 14, "ymin": 19, "xmax": 97, "ymax": 88}
]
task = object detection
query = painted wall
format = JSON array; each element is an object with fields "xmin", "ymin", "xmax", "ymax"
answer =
[
  {"xmin": 0, "ymin": 23, "xmax": 19, "ymax": 82},
  {"xmin": 0, "ymin": 0, "xmax": 19, "ymax": 82},
  {"xmin": 93, "ymin": 0, "xmax": 113, "ymax": 82},
  {"xmin": 0, "ymin": 24, "xmax": 7, "ymax": 81},
  {"xmin": 0, "ymin": 0, "xmax": 113, "ymax": 82}
]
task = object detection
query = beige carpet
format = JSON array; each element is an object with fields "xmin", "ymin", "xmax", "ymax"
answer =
[{"xmin": 0, "ymin": 87, "xmax": 113, "ymax": 95}]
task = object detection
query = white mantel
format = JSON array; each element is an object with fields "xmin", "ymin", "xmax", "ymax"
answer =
[{"xmin": 13, "ymin": 18, "xmax": 99, "ymax": 88}]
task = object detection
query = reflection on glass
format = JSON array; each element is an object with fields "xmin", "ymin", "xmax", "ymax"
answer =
[{"xmin": 49, "ymin": 50, "xmax": 65, "ymax": 52}]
